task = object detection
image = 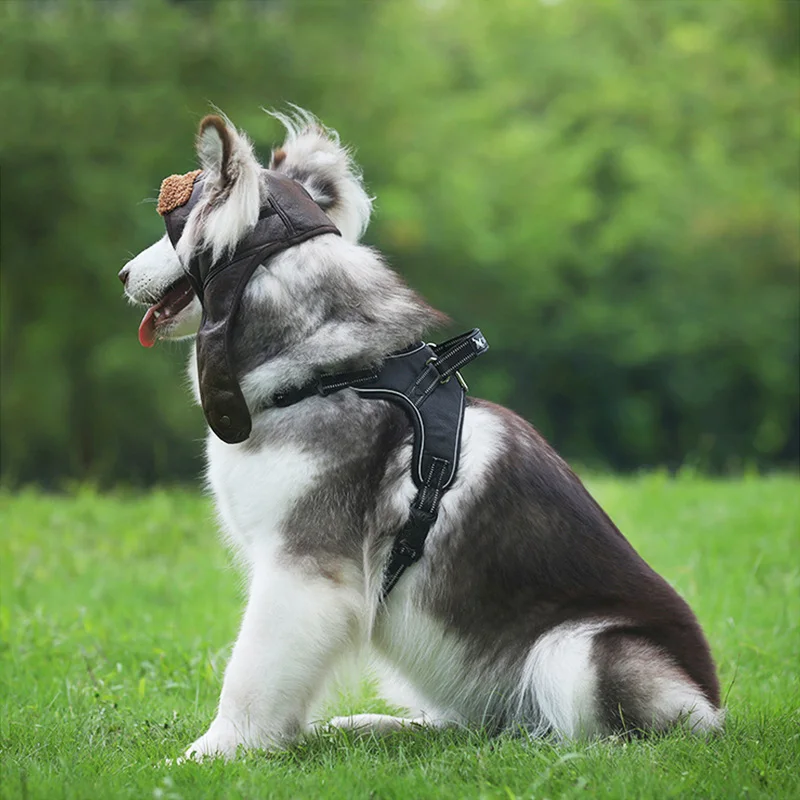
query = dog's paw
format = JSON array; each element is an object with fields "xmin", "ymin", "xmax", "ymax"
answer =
[{"xmin": 180, "ymin": 718, "xmax": 245, "ymax": 763}]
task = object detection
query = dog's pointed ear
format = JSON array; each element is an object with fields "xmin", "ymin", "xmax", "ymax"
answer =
[{"xmin": 197, "ymin": 115, "xmax": 233, "ymax": 179}]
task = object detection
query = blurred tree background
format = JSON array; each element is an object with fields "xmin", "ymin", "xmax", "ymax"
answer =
[{"xmin": 1, "ymin": 0, "xmax": 798, "ymax": 486}]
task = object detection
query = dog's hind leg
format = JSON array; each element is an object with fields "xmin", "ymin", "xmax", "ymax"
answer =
[
  {"xmin": 514, "ymin": 621, "xmax": 610, "ymax": 738},
  {"xmin": 183, "ymin": 556, "xmax": 362, "ymax": 760},
  {"xmin": 320, "ymin": 713, "xmax": 454, "ymax": 737}
]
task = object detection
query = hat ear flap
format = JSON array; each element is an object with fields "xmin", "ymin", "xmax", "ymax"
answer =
[{"xmin": 197, "ymin": 115, "xmax": 233, "ymax": 180}]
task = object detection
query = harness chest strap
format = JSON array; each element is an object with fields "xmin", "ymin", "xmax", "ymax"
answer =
[{"xmin": 273, "ymin": 328, "xmax": 489, "ymax": 598}]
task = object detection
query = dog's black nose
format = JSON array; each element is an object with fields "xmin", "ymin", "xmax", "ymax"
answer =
[{"xmin": 118, "ymin": 266, "xmax": 129, "ymax": 286}]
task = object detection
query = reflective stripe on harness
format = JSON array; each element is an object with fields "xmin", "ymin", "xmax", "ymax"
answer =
[{"xmin": 271, "ymin": 329, "xmax": 489, "ymax": 599}]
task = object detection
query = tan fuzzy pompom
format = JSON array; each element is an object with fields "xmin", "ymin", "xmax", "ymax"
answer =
[{"xmin": 156, "ymin": 169, "xmax": 202, "ymax": 216}]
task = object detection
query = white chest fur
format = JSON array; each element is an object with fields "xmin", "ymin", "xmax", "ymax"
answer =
[{"xmin": 205, "ymin": 434, "xmax": 323, "ymax": 558}]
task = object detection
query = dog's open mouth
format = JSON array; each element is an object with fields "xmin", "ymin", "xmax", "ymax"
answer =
[{"xmin": 138, "ymin": 276, "xmax": 195, "ymax": 348}]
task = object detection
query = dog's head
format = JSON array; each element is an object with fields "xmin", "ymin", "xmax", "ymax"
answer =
[{"xmin": 120, "ymin": 110, "xmax": 372, "ymax": 348}]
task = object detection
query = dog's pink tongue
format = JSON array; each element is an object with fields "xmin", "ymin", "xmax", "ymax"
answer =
[{"xmin": 138, "ymin": 307, "xmax": 157, "ymax": 348}]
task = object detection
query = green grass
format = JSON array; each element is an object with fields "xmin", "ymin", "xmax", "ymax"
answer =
[{"xmin": 1, "ymin": 475, "xmax": 799, "ymax": 799}]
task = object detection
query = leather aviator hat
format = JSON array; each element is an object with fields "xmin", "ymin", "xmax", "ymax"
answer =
[{"xmin": 157, "ymin": 168, "xmax": 340, "ymax": 444}]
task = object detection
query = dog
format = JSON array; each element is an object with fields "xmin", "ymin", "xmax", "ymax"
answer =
[{"xmin": 120, "ymin": 109, "xmax": 722, "ymax": 760}]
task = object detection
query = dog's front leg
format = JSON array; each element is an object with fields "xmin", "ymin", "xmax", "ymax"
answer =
[{"xmin": 184, "ymin": 557, "xmax": 360, "ymax": 761}]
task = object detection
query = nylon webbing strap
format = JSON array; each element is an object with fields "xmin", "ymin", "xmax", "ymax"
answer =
[
  {"xmin": 266, "ymin": 328, "xmax": 489, "ymax": 599},
  {"xmin": 431, "ymin": 329, "xmax": 489, "ymax": 380},
  {"xmin": 273, "ymin": 367, "xmax": 379, "ymax": 407}
]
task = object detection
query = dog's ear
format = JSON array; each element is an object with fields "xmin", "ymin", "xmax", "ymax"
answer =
[
  {"xmin": 197, "ymin": 115, "xmax": 233, "ymax": 179},
  {"xmin": 190, "ymin": 113, "xmax": 262, "ymax": 258},
  {"xmin": 267, "ymin": 108, "xmax": 373, "ymax": 243}
]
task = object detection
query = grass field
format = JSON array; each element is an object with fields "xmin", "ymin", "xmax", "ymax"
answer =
[{"xmin": 1, "ymin": 475, "xmax": 798, "ymax": 799}]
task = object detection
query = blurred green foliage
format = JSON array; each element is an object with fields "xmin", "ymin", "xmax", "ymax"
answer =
[{"xmin": 1, "ymin": 0, "xmax": 798, "ymax": 485}]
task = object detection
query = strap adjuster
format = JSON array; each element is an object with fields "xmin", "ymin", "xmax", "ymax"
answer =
[{"xmin": 395, "ymin": 539, "xmax": 420, "ymax": 563}]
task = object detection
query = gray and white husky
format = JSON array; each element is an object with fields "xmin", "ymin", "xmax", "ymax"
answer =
[{"xmin": 120, "ymin": 110, "xmax": 722, "ymax": 760}]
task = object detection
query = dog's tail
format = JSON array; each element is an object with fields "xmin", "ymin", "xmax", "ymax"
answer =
[{"xmin": 513, "ymin": 621, "xmax": 725, "ymax": 738}]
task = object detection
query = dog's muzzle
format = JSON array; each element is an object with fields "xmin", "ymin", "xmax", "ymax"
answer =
[{"xmin": 158, "ymin": 170, "xmax": 340, "ymax": 443}]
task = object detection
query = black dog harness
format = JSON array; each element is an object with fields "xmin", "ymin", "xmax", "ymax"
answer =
[
  {"xmin": 159, "ymin": 170, "xmax": 488, "ymax": 596},
  {"xmin": 272, "ymin": 329, "xmax": 488, "ymax": 596}
]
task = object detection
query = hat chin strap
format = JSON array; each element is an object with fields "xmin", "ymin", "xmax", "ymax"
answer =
[{"xmin": 161, "ymin": 170, "xmax": 341, "ymax": 443}]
